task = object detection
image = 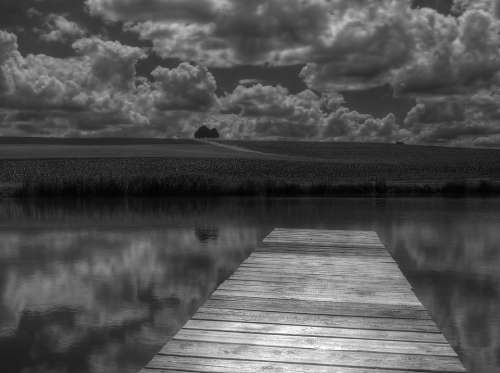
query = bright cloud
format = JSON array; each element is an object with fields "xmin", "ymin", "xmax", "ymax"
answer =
[
  {"xmin": 215, "ymin": 83, "xmax": 407, "ymax": 141},
  {"xmin": 218, "ymin": 84, "xmax": 325, "ymax": 138},
  {"xmin": 38, "ymin": 14, "xmax": 87, "ymax": 43},
  {"xmin": 0, "ymin": 30, "xmax": 218, "ymax": 137},
  {"xmin": 88, "ymin": 0, "xmax": 500, "ymax": 95},
  {"xmin": 1, "ymin": 0, "xmax": 500, "ymax": 144}
]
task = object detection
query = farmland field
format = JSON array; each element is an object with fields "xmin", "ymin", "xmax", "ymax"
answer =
[
  {"xmin": 1, "ymin": 138, "xmax": 500, "ymax": 196},
  {"xmin": 218, "ymin": 140, "xmax": 500, "ymax": 165},
  {"xmin": 0, "ymin": 139, "xmax": 271, "ymax": 160}
]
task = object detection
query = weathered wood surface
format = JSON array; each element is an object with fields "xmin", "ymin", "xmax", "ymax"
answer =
[{"xmin": 141, "ymin": 228, "xmax": 466, "ymax": 373}]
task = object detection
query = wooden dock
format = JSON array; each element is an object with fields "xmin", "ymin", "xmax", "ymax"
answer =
[{"xmin": 141, "ymin": 228, "xmax": 466, "ymax": 372}]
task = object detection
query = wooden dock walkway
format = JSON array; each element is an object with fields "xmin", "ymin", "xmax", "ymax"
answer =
[{"xmin": 141, "ymin": 228, "xmax": 466, "ymax": 372}]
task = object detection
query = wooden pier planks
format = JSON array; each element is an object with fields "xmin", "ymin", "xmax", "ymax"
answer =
[{"xmin": 141, "ymin": 228, "xmax": 466, "ymax": 373}]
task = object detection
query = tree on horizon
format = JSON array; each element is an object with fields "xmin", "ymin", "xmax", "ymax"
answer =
[{"xmin": 194, "ymin": 125, "xmax": 220, "ymax": 139}]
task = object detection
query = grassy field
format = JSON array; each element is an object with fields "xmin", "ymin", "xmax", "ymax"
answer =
[
  {"xmin": 0, "ymin": 138, "xmax": 271, "ymax": 160},
  {"xmin": 218, "ymin": 140, "xmax": 500, "ymax": 165},
  {"xmin": 1, "ymin": 138, "xmax": 500, "ymax": 197}
]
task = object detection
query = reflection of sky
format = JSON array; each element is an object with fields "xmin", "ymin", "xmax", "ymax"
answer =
[
  {"xmin": 384, "ymin": 213, "xmax": 500, "ymax": 373},
  {"xmin": 0, "ymin": 222, "xmax": 258, "ymax": 373},
  {"xmin": 0, "ymin": 198, "xmax": 499, "ymax": 373}
]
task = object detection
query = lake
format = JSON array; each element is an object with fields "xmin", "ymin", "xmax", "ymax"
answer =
[{"xmin": 0, "ymin": 197, "xmax": 499, "ymax": 373}]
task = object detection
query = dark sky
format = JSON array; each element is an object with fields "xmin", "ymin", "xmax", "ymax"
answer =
[{"xmin": 1, "ymin": 0, "xmax": 500, "ymax": 146}]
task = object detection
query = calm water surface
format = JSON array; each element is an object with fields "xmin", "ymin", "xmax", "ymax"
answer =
[{"xmin": 0, "ymin": 197, "xmax": 499, "ymax": 373}]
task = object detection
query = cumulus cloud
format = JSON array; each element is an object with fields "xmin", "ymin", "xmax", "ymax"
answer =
[
  {"xmin": 300, "ymin": 2, "xmax": 500, "ymax": 96},
  {"xmin": 214, "ymin": 83, "xmax": 406, "ymax": 141},
  {"xmin": 238, "ymin": 79, "xmax": 266, "ymax": 87},
  {"xmin": 38, "ymin": 14, "xmax": 87, "ymax": 43},
  {"xmin": 0, "ymin": 31, "xmax": 146, "ymax": 111},
  {"xmin": 121, "ymin": 0, "xmax": 329, "ymax": 67},
  {"xmin": 300, "ymin": 1, "xmax": 416, "ymax": 91},
  {"xmin": 324, "ymin": 110, "xmax": 407, "ymax": 142},
  {"xmin": 403, "ymin": 91, "xmax": 500, "ymax": 145},
  {"xmin": 92, "ymin": 0, "xmax": 342, "ymax": 66},
  {"xmin": 451, "ymin": 0, "xmax": 500, "ymax": 17},
  {"xmin": 85, "ymin": 0, "xmax": 224, "ymax": 23},
  {"xmin": 0, "ymin": 30, "xmax": 218, "ymax": 137},
  {"xmin": 392, "ymin": 8, "xmax": 500, "ymax": 96},
  {"xmin": 218, "ymin": 84, "xmax": 324, "ymax": 138},
  {"xmin": 151, "ymin": 63, "xmax": 217, "ymax": 111},
  {"xmin": 3, "ymin": 0, "xmax": 500, "ymax": 144},
  {"xmin": 0, "ymin": 30, "xmax": 18, "ymax": 64},
  {"xmin": 88, "ymin": 0, "xmax": 500, "ymax": 96},
  {"xmin": 27, "ymin": 7, "xmax": 43, "ymax": 19},
  {"xmin": 72, "ymin": 37, "xmax": 147, "ymax": 90}
]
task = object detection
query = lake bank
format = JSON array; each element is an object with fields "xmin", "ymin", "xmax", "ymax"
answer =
[
  {"xmin": 1, "ymin": 157, "xmax": 500, "ymax": 197},
  {"xmin": 1, "ymin": 140, "xmax": 500, "ymax": 197}
]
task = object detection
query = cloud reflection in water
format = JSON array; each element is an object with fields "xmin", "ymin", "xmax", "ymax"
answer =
[
  {"xmin": 0, "ymin": 197, "xmax": 499, "ymax": 373},
  {"xmin": 0, "ymin": 210, "xmax": 258, "ymax": 373}
]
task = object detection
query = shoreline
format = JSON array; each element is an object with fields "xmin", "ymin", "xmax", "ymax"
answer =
[{"xmin": 4, "ymin": 177, "xmax": 500, "ymax": 198}]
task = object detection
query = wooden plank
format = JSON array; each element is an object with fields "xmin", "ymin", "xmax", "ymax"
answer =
[
  {"xmin": 246, "ymin": 252, "xmax": 395, "ymax": 261},
  {"xmin": 145, "ymin": 356, "xmax": 428, "ymax": 373},
  {"xmin": 159, "ymin": 341, "xmax": 466, "ymax": 372},
  {"xmin": 263, "ymin": 239, "xmax": 386, "ymax": 248},
  {"xmin": 193, "ymin": 307, "xmax": 440, "ymax": 333},
  {"xmin": 173, "ymin": 329, "xmax": 457, "ymax": 356},
  {"xmin": 242, "ymin": 258, "xmax": 398, "ymax": 265},
  {"xmin": 233, "ymin": 265, "xmax": 407, "ymax": 275},
  {"xmin": 213, "ymin": 286, "xmax": 416, "ymax": 301},
  {"xmin": 263, "ymin": 239, "xmax": 385, "ymax": 246},
  {"xmin": 229, "ymin": 269, "xmax": 409, "ymax": 282},
  {"xmin": 255, "ymin": 246, "xmax": 390, "ymax": 255},
  {"xmin": 140, "ymin": 228, "xmax": 466, "ymax": 373},
  {"xmin": 263, "ymin": 231, "xmax": 384, "ymax": 245},
  {"xmin": 218, "ymin": 281, "xmax": 411, "ymax": 291},
  {"xmin": 228, "ymin": 273, "xmax": 409, "ymax": 284},
  {"xmin": 183, "ymin": 320, "xmax": 449, "ymax": 343},
  {"xmin": 252, "ymin": 248, "xmax": 392, "ymax": 257},
  {"xmin": 211, "ymin": 289, "xmax": 421, "ymax": 305},
  {"xmin": 204, "ymin": 296, "xmax": 431, "ymax": 319},
  {"xmin": 224, "ymin": 274, "xmax": 411, "ymax": 291},
  {"xmin": 267, "ymin": 229, "xmax": 381, "ymax": 240}
]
